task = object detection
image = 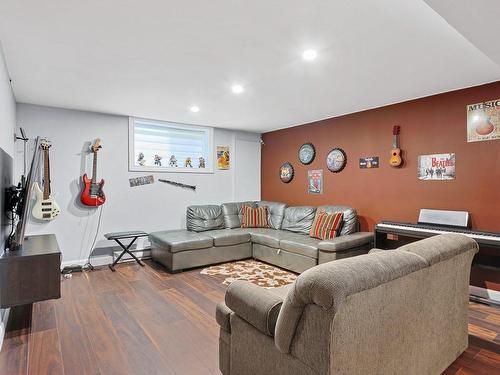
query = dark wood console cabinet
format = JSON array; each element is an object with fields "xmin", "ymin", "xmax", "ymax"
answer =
[{"xmin": 0, "ymin": 234, "xmax": 61, "ymax": 308}]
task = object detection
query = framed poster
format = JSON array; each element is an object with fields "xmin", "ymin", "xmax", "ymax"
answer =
[
  {"xmin": 417, "ymin": 153, "xmax": 455, "ymax": 181},
  {"xmin": 307, "ymin": 169, "xmax": 323, "ymax": 194},
  {"xmin": 359, "ymin": 156, "xmax": 379, "ymax": 169},
  {"xmin": 217, "ymin": 146, "xmax": 230, "ymax": 169},
  {"xmin": 467, "ymin": 99, "xmax": 500, "ymax": 142}
]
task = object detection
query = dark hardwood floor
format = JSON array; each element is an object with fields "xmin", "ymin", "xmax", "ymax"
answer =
[{"xmin": 0, "ymin": 260, "xmax": 499, "ymax": 375}]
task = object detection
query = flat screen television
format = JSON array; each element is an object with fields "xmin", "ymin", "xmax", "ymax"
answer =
[
  {"xmin": 7, "ymin": 136, "xmax": 41, "ymax": 250},
  {"xmin": 0, "ymin": 146, "xmax": 13, "ymax": 251}
]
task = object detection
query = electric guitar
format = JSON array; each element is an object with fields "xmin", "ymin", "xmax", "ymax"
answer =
[
  {"xmin": 32, "ymin": 139, "xmax": 61, "ymax": 220},
  {"xmin": 389, "ymin": 125, "xmax": 403, "ymax": 167},
  {"xmin": 80, "ymin": 138, "xmax": 106, "ymax": 206}
]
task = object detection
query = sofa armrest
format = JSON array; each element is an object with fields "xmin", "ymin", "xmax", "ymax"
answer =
[
  {"xmin": 225, "ymin": 280, "xmax": 284, "ymax": 336},
  {"xmin": 216, "ymin": 302, "xmax": 233, "ymax": 333},
  {"xmin": 318, "ymin": 232, "xmax": 373, "ymax": 252}
]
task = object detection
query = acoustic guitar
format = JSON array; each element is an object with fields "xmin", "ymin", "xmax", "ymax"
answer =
[
  {"xmin": 32, "ymin": 139, "xmax": 61, "ymax": 220},
  {"xmin": 389, "ymin": 125, "xmax": 403, "ymax": 167},
  {"xmin": 80, "ymin": 138, "xmax": 106, "ymax": 206}
]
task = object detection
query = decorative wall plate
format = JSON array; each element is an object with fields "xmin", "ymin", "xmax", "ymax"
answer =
[
  {"xmin": 326, "ymin": 148, "xmax": 347, "ymax": 173},
  {"xmin": 298, "ymin": 143, "xmax": 315, "ymax": 165},
  {"xmin": 279, "ymin": 162, "xmax": 294, "ymax": 183}
]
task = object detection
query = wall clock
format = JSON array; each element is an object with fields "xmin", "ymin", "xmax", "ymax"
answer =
[
  {"xmin": 279, "ymin": 162, "xmax": 294, "ymax": 183},
  {"xmin": 326, "ymin": 148, "xmax": 347, "ymax": 173},
  {"xmin": 298, "ymin": 143, "xmax": 315, "ymax": 165}
]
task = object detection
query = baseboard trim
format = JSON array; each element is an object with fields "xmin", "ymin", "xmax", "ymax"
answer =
[
  {"xmin": 61, "ymin": 249, "xmax": 151, "ymax": 269},
  {"xmin": 0, "ymin": 308, "xmax": 10, "ymax": 352}
]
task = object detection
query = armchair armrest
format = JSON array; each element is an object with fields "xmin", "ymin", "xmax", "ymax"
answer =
[
  {"xmin": 216, "ymin": 302, "xmax": 233, "ymax": 333},
  {"xmin": 318, "ymin": 232, "xmax": 373, "ymax": 252},
  {"xmin": 225, "ymin": 280, "xmax": 284, "ymax": 336}
]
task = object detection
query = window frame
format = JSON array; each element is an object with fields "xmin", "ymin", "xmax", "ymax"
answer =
[{"xmin": 128, "ymin": 117, "xmax": 214, "ymax": 174}]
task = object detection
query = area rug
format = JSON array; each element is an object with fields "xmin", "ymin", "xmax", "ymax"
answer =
[{"xmin": 200, "ymin": 259, "xmax": 297, "ymax": 289}]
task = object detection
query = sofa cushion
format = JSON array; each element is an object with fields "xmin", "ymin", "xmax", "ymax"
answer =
[
  {"xmin": 206, "ymin": 229, "xmax": 251, "ymax": 247},
  {"xmin": 281, "ymin": 206, "xmax": 317, "ymax": 234},
  {"xmin": 318, "ymin": 232, "xmax": 374, "ymax": 252},
  {"xmin": 316, "ymin": 205, "xmax": 358, "ymax": 236},
  {"xmin": 248, "ymin": 228, "xmax": 291, "ymax": 249},
  {"xmin": 149, "ymin": 230, "xmax": 213, "ymax": 253},
  {"xmin": 257, "ymin": 201, "xmax": 287, "ymax": 230},
  {"xmin": 309, "ymin": 211, "xmax": 343, "ymax": 240},
  {"xmin": 279, "ymin": 235, "xmax": 320, "ymax": 259},
  {"xmin": 186, "ymin": 205, "xmax": 224, "ymax": 232},
  {"xmin": 221, "ymin": 201, "xmax": 257, "ymax": 229},
  {"xmin": 397, "ymin": 233, "xmax": 479, "ymax": 265},
  {"xmin": 241, "ymin": 205, "xmax": 270, "ymax": 228}
]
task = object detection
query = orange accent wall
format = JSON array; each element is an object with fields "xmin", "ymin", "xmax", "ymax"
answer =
[{"xmin": 261, "ymin": 81, "xmax": 500, "ymax": 232}]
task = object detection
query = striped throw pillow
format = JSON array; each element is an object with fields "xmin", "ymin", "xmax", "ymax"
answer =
[
  {"xmin": 241, "ymin": 205, "xmax": 270, "ymax": 228},
  {"xmin": 309, "ymin": 210, "xmax": 343, "ymax": 240}
]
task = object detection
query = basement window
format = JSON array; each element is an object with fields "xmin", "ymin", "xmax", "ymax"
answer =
[{"xmin": 129, "ymin": 117, "xmax": 214, "ymax": 173}]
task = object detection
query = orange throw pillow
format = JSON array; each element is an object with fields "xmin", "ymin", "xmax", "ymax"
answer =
[
  {"xmin": 310, "ymin": 211, "xmax": 343, "ymax": 240},
  {"xmin": 241, "ymin": 205, "xmax": 270, "ymax": 228}
]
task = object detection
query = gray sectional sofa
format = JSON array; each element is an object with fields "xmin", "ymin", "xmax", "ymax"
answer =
[{"xmin": 149, "ymin": 201, "xmax": 373, "ymax": 273}]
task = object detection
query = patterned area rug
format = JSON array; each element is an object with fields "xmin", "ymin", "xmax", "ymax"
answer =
[{"xmin": 200, "ymin": 259, "xmax": 297, "ymax": 288}]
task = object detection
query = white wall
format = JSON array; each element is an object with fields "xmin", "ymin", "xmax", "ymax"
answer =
[
  {"xmin": 16, "ymin": 104, "xmax": 261, "ymax": 266},
  {"xmin": 0, "ymin": 42, "xmax": 16, "ymax": 351},
  {"xmin": 0, "ymin": 43, "xmax": 15, "ymax": 158}
]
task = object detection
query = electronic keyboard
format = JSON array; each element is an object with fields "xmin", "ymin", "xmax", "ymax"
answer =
[{"xmin": 376, "ymin": 221, "xmax": 500, "ymax": 247}]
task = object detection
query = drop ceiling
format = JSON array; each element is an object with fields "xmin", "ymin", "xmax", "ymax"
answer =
[{"xmin": 0, "ymin": 0, "xmax": 499, "ymax": 133}]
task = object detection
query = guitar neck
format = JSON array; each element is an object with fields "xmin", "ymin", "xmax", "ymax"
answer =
[
  {"xmin": 43, "ymin": 148, "xmax": 50, "ymax": 200},
  {"xmin": 392, "ymin": 134, "xmax": 399, "ymax": 149},
  {"xmin": 91, "ymin": 151, "xmax": 98, "ymax": 184}
]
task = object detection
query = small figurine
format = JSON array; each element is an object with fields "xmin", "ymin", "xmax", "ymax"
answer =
[
  {"xmin": 137, "ymin": 152, "xmax": 146, "ymax": 166},
  {"xmin": 198, "ymin": 156, "xmax": 205, "ymax": 168},
  {"xmin": 154, "ymin": 154, "xmax": 162, "ymax": 166},
  {"xmin": 169, "ymin": 155, "xmax": 178, "ymax": 167},
  {"xmin": 184, "ymin": 157, "xmax": 193, "ymax": 168}
]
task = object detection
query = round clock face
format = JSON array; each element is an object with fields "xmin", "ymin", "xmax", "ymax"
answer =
[
  {"xmin": 279, "ymin": 162, "xmax": 294, "ymax": 183},
  {"xmin": 298, "ymin": 143, "xmax": 315, "ymax": 165},
  {"xmin": 326, "ymin": 148, "xmax": 347, "ymax": 173}
]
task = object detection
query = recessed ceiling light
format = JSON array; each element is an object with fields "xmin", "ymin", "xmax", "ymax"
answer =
[
  {"xmin": 231, "ymin": 84, "xmax": 244, "ymax": 94},
  {"xmin": 302, "ymin": 49, "xmax": 317, "ymax": 61},
  {"xmin": 190, "ymin": 105, "xmax": 200, "ymax": 113}
]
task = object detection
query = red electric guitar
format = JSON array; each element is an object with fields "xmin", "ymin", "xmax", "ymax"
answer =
[{"xmin": 80, "ymin": 138, "xmax": 106, "ymax": 206}]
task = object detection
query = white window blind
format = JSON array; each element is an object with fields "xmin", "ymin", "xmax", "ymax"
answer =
[{"xmin": 129, "ymin": 117, "xmax": 213, "ymax": 173}]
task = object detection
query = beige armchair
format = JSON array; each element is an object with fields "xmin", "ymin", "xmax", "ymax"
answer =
[{"xmin": 216, "ymin": 234, "xmax": 478, "ymax": 375}]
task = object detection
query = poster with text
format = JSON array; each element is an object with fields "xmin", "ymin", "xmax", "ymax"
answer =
[
  {"xmin": 217, "ymin": 146, "xmax": 230, "ymax": 169},
  {"xmin": 307, "ymin": 169, "xmax": 323, "ymax": 194},
  {"xmin": 359, "ymin": 156, "xmax": 379, "ymax": 169},
  {"xmin": 417, "ymin": 153, "xmax": 455, "ymax": 181},
  {"xmin": 467, "ymin": 99, "xmax": 500, "ymax": 142}
]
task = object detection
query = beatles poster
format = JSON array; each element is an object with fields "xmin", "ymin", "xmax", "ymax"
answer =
[
  {"xmin": 359, "ymin": 156, "xmax": 379, "ymax": 169},
  {"xmin": 217, "ymin": 146, "xmax": 230, "ymax": 169},
  {"xmin": 307, "ymin": 169, "xmax": 323, "ymax": 194},
  {"xmin": 417, "ymin": 153, "xmax": 455, "ymax": 181},
  {"xmin": 466, "ymin": 99, "xmax": 500, "ymax": 142}
]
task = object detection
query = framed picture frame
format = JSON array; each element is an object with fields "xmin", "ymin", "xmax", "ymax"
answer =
[{"xmin": 307, "ymin": 169, "xmax": 323, "ymax": 194}]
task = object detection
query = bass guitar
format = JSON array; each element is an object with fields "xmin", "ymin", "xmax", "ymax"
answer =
[
  {"xmin": 32, "ymin": 139, "xmax": 61, "ymax": 220},
  {"xmin": 389, "ymin": 125, "xmax": 403, "ymax": 167},
  {"xmin": 80, "ymin": 138, "xmax": 106, "ymax": 206}
]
